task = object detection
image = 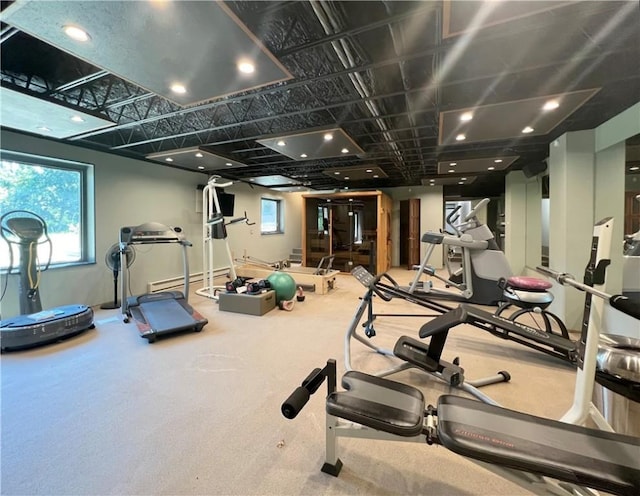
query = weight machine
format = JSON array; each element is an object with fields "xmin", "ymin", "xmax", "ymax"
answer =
[
  {"xmin": 281, "ymin": 219, "xmax": 640, "ymax": 495},
  {"xmin": 196, "ymin": 176, "xmax": 254, "ymax": 301}
]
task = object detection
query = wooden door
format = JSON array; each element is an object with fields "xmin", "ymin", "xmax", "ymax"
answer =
[
  {"xmin": 625, "ymin": 191, "xmax": 640, "ymax": 235},
  {"xmin": 400, "ymin": 198, "xmax": 420, "ymax": 270}
]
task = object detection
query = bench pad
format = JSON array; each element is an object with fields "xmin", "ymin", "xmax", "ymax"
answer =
[
  {"xmin": 326, "ymin": 371, "xmax": 424, "ymax": 437},
  {"xmin": 437, "ymin": 395, "xmax": 640, "ymax": 496}
]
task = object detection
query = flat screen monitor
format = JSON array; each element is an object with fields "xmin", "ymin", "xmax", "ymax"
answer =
[{"xmin": 216, "ymin": 189, "xmax": 235, "ymax": 217}]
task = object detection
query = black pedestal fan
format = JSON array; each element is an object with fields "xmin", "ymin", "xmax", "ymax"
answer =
[{"xmin": 100, "ymin": 243, "xmax": 136, "ymax": 310}]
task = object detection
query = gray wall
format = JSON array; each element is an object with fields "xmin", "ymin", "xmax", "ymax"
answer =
[{"xmin": 0, "ymin": 130, "xmax": 301, "ymax": 319}]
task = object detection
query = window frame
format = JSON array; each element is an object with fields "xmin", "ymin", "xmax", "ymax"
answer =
[
  {"xmin": 0, "ymin": 149, "xmax": 95, "ymax": 271},
  {"xmin": 260, "ymin": 197, "xmax": 284, "ymax": 235}
]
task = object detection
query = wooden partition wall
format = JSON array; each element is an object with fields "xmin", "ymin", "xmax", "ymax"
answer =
[{"xmin": 302, "ymin": 190, "xmax": 392, "ymax": 274}]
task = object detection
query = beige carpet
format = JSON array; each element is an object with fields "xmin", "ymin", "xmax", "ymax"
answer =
[{"xmin": 1, "ymin": 268, "xmax": 579, "ymax": 495}]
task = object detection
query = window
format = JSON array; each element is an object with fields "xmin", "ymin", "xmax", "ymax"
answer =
[
  {"xmin": 0, "ymin": 150, "xmax": 94, "ymax": 270},
  {"xmin": 261, "ymin": 197, "xmax": 283, "ymax": 234}
]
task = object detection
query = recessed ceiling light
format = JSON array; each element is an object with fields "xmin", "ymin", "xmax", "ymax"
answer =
[
  {"xmin": 630, "ymin": 166, "xmax": 640, "ymax": 171},
  {"xmin": 449, "ymin": 162, "xmax": 457, "ymax": 166},
  {"xmin": 366, "ymin": 169, "xmax": 373, "ymax": 173},
  {"xmin": 522, "ymin": 126, "xmax": 534, "ymax": 134},
  {"xmin": 543, "ymin": 100, "xmax": 560, "ymax": 111},
  {"xmin": 334, "ymin": 172, "xmax": 340, "ymax": 175},
  {"xmin": 344, "ymin": 176, "xmax": 350, "ymax": 180},
  {"xmin": 494, "ymin": 159, "xmax": 503, "ymax": 163},
  {"xmin": 429, "ymin": 183, "xmax": 435, "ymax": 186},
  {"xmin": 71, "ymin": 115, "xmax": 85, "ymax": 123},
  {"xmin": 170, "ymin": 83, "xmax": 187, "ymax": 94},
  {"xmin": 460, "ymin": 112, "xmax": 473, "ymax": 122},
  {"xmin": 455, "ymin": 134, "xmax": 466, "ymax": 141},
  {"xmin": 341, "ymin": 148, "xmax": 349, "ymax": 153},
  {"xmin": 195, "ymin": 152, "xmax": 203, "ymax": 158},
  {"xmin": 165, "ymin": 157, "xmax": 174, "ymax": 162},
  {"xmin": 37, "ymin": 126, "xmax": 51, "ymax": 132},
  {"xmin": 324, "ymin": 133, "xmax": 333, "ymax": 141},
  {"xmin": 277, "ymin": 140, "xmax": 286, "ymax": 147},
  {"xmin": 63, "ymin": 25, "xmax": 90, "ymax": 42},
  {"xmin": 448, "ymin": 169, "xmax": 455, "ymax": 173},
  {"xmin": 488, "ymin": 166, "xmax": 495, "ymax": 170},
  {"xmin": 349, "ymin": 198, "xmax": 353, "ymax": 202},
  {"xmin": 225, "ymin": 162, "xmax": 232, "ymax": 166},
  {"xmin": 197, "ymin": 166, "xmax": 205, "ymax": 170},
  {"xmin": 237, "ymin": 61, "xmax": 255, "ymax": 74},
  {"xmin": 429, "ymin": 179, "xmax": 435, "ymax": 182},
  {"xmin": 373, "ymin": 175, "xmax": 379, "ymax": 178},
  {"xmin": 461, "ymin": 177, "xmax": 467, "ymax": 181},
  {"xmin": 300, "ymin": 153, "xmax": 307, "ymax": 158},
  {"xmin": 458, "ymin": 181, "xmax": 464, "ymax": 185}
]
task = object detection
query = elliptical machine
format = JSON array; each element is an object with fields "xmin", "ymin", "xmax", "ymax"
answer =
[
  {"xmin": 0, "ymin": 210, "xmax": 94, "ymax": 352},
  {"xmin": 408, "ymin": 199, "xmax": 564, "ymax": 335},
  {"xmin": 409, "ymin": 199, "xmax": 516, "ymax": 305}
]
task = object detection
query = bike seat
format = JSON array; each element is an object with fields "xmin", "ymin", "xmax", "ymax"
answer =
[{"xmin": 506, "ymin": 276, "xmax": 552, "ymax": 291}]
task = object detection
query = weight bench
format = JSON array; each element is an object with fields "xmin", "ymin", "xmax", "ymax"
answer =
[{"xmin": 282, "ymin": 359, "xmax": 640, "ymax": 496}]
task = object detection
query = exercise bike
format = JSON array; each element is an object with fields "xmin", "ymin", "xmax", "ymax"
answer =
[
  {"xmin": 281, "ymin": 225, "xmax": 640, "ymax": 495},
  {"xmin": 0, "ymin": 210, "xmax": 94, "ymax": 351}
]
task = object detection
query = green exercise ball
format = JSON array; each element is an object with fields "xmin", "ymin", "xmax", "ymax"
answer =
[{"xmin": 267, "ymin": 271, "xmax": 297, "ymax": 303}]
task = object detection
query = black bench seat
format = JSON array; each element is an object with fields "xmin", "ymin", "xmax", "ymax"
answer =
[
  {"xmin": 326, "ymin": 371, "xmax": 424, "ymax": 437},
  {"xmin": 325, "ymin": 371, "xmax": 640, "ymax": 496},
  {"xmin": 437, "ymin": 395, "xmax": 640, "ymax": 496}
]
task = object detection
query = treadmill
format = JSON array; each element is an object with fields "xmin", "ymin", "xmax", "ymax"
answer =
[{"xmin": 119, "ymin": 222, "xmax": 207, "ymax": 343}]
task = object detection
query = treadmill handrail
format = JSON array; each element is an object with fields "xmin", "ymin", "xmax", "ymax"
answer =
[{"xmin": 120, "ymin": 222, "xmax": 193, "ymax": 320}]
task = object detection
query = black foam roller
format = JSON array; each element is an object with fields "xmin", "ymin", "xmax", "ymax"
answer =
[{"xmin": 281, "ymin": 387, "xmax": 310, "ymax": 419}]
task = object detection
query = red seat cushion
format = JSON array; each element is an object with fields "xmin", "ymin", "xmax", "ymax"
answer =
[{"xmin": 507, "ymin": 276, "xmax": 552, "ymax": 291}]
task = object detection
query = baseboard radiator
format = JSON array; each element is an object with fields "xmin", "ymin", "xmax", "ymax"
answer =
[{"xmin": 147, "ymin": 266, "xmax": 231, "ymax": 293}]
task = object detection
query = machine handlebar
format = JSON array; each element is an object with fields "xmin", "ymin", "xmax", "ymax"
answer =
[
  {"xmin": 536, "ymin": 265, "xmax": 639, "ymax": 320},
  {"xmin": 463, "ymin": 198, "xmax": 490, "ymax": 222},
  {"xmin": 207, "ymin": 175, "xmax": 233, "ymax": 188}
]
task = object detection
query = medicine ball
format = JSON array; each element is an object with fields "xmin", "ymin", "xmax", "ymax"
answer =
[{"xmin": 266, "ymin": 272, "xmax": 297, "ymax": 303}]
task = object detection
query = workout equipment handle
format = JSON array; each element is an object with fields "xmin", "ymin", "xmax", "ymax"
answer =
[
  {"xmin": 537, "ymin": 266, "xmax": 639, "ymax": 320},
  {"xmin": 281, "ymin": 360, "xmax": 337, "ymax": 420},
  {"xmin": 610, "ymin": 295, "xmax": 640, "ymax": 320},
  {"xmin": 281, "ymin": 387, "xmax": 310, "ymax": 419},
  {"xmin": 207, "ymin": 175, "xmax": 233, "ymax": 188},
  {"xmin": 445, "ymin": 205, "xmax": 462, "ymax": 233},
  {"xmin": 463, "ymin": 198, "xmax": 490, "ymax": 222}
]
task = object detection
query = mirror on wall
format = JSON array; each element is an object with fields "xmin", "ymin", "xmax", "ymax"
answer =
[{"xmin": 541, "ymin": 174, "xmax": 550, "ymax": 267}]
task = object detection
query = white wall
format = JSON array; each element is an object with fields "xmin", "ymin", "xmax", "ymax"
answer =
[{"xmin": 0, "ymin": 130, "xmax": 302, "ymax": 319}]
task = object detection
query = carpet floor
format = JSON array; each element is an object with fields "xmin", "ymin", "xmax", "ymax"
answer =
[{"xmin": 1, "ymin": 268, "xmax": 581, "ymax": 495}]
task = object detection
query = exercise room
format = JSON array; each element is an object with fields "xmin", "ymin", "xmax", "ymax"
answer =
[{"xmin": 1, "ymin": 1, "xmax": 639, "ymax": 495}]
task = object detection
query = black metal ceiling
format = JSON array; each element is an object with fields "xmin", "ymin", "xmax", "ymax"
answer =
[{"xmin": 1, "ymin": 0, "xmax": 639, "ymax": 197}]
